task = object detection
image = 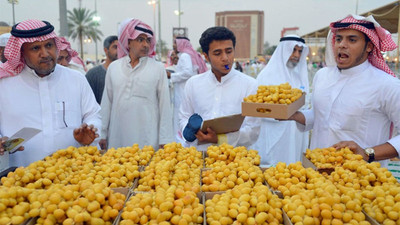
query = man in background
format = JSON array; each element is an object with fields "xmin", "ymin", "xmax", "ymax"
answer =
[
  {"xmin": 0, "ymin": 33, "xmax": 11, "ymax": 64},
  {"xmin": 86, "ymin": 35, "xmax": 118, "ymax": 104},
  {"xmin": 169, "ymin": 37, "xmax": 207, "ymax": 144},
  {"xmin": 100, "ymin": 19, "xmax": 173, "ymax": 150},
  {"xmin": 57, "ymin": 37, "xmax": 86, "ymax": 74}
]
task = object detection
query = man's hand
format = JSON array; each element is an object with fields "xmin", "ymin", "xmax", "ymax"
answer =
[
  {"xmin": 195, "ymin": 128, "xmax": 218, "ymax": 144},
  {"xmin": 73, "ymin": 123, "xmax": 98, "ymax": 146},
  {"xmin": 166, "ymin": 70, "xmax": 171, "ymax": 79},
  {"xmin": 332, "ymin": 141, "xmax": 366, "ymax": 161},
  {"xmin": 99, "ymin": 139, "xmax": 107, "ymax": 150},
  {"xmin": 159, "ymin": 144, "xmax": 165, "ymax": 150},
  {"xmin": 0, "ymin": 137, "xmax": 24, "ymax": 155}
]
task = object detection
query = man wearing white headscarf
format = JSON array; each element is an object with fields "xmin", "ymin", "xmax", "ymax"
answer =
[
  {"xmin": 0, "ymin": 33, "xmax": 11, "ymax": 64},
  {"xmin": 290, "ymin": 15, "xmax": 400, "ymax": 166},
  {"xmin": 100, "ymin": 18, "xmax": 173, "ymax": 150},
  {"xmin": 169, "ymin": 37, "xmax": 208, "ymax": 144},
  {"xmin": 0, "ymin": 20, "xmax": 101, "ymax": 167},
  {"xmin": 252, "ymin": 35, "xmax": 309, "ymax": 166}
]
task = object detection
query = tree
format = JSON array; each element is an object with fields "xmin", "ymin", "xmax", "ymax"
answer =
[
  {"xmin": 263, "ymin": 41, "xmax": 277, "ymax": 56},
  {"xmin": 157, "ymin": 39, "xmax": 169, "ymax": 61},
  {"xmin": 67, "ymin": 8, "xmax": 103, "ymax": 59}
]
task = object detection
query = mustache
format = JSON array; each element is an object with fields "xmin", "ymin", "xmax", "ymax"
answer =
[{"xmin": 39, "ymin": 57, "xmax": 53, "ymax": 63}]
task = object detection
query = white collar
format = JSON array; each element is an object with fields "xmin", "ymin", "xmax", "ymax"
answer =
[{"xmin": 339, "ymin": 60, "xmax": 369, "ymax": 76}]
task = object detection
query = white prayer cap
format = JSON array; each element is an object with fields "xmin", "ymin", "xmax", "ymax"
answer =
[{"xmin": 0, "ymin": 33, "xmax": 11, "ymax": 47}]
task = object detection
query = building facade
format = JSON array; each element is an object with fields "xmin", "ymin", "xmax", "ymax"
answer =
[{"xmin": 216, "ymin": 11, "xmax": 264, "ymax": 61}]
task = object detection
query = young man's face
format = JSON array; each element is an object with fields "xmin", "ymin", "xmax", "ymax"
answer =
[
  {"xmin": 204, "ymin": 39, "xmax": 234, "ymax": 77},
  {"xmin": 128, "ymin": 33, "xmax": 151, "ymax": 60},
  {"xmin": 334, "ymin": 29, "xmax": 373, "ymax": 70},
  {"xmin": 57, "ymin": 50, "xmax": 70, "ymax": 66},
  {"xmin": 287, "ymin": 45, "xmax": 303, "ymax": 68},
  {"xmin": 105, "ymin": 40, "xmax": 118, "ymax": 62},
  {"xmin": 22, "ymin": 38, "xmax": 57, "ymax": 77}
]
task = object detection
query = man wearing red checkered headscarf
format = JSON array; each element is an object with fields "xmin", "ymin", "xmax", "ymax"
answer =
[
  {"xmin": 99, "ymin": 18, "xmax": 173, "ymax": 150},
  {"xmin": 0, "ymin": 19, "xmax": 101, "ymax": 167},
  {"xmin": 289, "ymin": 15, "xmax": 400, "ymax": 167},
  {"xmin": 57, "ymin": 36, "xmax": 86, "ymax": 74},
  {"xmin": 169, "ymin": 37, "xmax": 208, "ymax": 145}
]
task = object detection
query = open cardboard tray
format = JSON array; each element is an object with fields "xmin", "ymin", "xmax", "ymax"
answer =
[
  {"xmin": 302, "ymin": 153, "xmax": 334, "ymax": 175},
  {"xmin": 242, "ymin": 92, "xmax": 305, "ymax": 119}
]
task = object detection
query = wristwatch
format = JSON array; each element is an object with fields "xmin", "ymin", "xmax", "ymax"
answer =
[{"xmin": 364, "ymin": 147, "xmax": 375, "ymax": 163}]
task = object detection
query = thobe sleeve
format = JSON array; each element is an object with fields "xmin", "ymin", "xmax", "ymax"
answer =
[
  {"xmin": 179, "ymin": 78, "xmax": 195, "ymax": 138},
  {"xmin": 170, "ymin": 53, "xmax": 195, "ymax": 83},
  {"xmin": 100, "ymin": 68, "xmax": 113, "ymax": 139},
  {"xmin": 223, "ymin": 81, "xmax": 261, "ymax": 147},
  {"xmin": 383, "ymin": 81, "xmax": 400, "ymax": 155},
  {"xmin": 297, "ymin": 70, "xmax": 319, "ymax": 132},
  {"xmin": 157, "ymin": 65, "xmax": 174, "ymax": 145}
]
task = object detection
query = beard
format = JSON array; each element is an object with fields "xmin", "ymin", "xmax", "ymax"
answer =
[{"xmin": 287, "ymin": 60, "xmax": 298, "ymax": 68}]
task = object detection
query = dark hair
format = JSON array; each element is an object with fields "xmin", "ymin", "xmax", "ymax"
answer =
[
  {"xmin": 199, "ymin": 26, "xmax": 236, "ymax": 55},
  {"xmin": 103, "ymin": 35, "xmax": 118, "ymax": 49}
]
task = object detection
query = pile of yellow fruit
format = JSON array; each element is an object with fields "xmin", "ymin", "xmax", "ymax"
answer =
[
  {"xmin": 120, "ymin": 185, "xmax": 204, "ymax": 225},
  {"xmin": 1, "ymin": 146, "xmax": 101, "ymax": 188},
  {"xmin": 362, "ymin": 183, "xmax": 400, "ymax": 224},
  {"xmin": 243, "ymin": 82, "xmax": 303, "ymax": 104},
  {"xmin": 264, "ymin": 162, "xmax": 324, "ymax": 197},
  {"xmin": 0, "ymin": 181, "xmax": 126, "ymax": 225},
  {"xmin": 205, "ymin": 143, "xmax": 260, "ymax": 167},
  {"xmin": 0, "ymin": 186, "xmax": 35, "ymax": 224},
  {"xmin": 98, "ymin": 144, "xmax": 154, "ymax": 166},
  {"xmin": 202, "ymin": 161, "xmax": 264, "ymax": 192},
  {"xmin": 136, "ymin": 143, "xmax": 202, "ymax": 193},
  {"xmin": 282, "ymin": 182, "xmax": 372, "ymax": 225},
  {"xmin": 205, "ymin": 182, "xmax": 283, "ymax": 225},
  {"xmin": 305, "ymin": 147, "xmax": 364, "ymax": 169}
]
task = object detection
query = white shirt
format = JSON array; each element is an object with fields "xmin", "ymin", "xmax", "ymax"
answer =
[
  {"xmin": 301, "ymin": 61, "xmax": 400, "ymax": 165},
  {"xmin": 170, "ymin": 52, "xmax": 197, "ymax": 143},
  {"xmin": 100, "ymin": 56, "xmax": 174, "ymax": 149},
  {"xmin": 0, "ymin": 65, "xmax": 101, "ymax": 167},
  {"xmin": 179, "ymin": 69, "xmax": 260, "ymax": 151}
]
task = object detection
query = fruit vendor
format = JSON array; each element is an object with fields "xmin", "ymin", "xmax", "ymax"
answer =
[
  {"xmin": 289, "ymin": 15, "xmax": 400, "ymax": 166},
  {"xmin": 0, "ymin": 19, "xmax": 101, "ymax": 167},
  {"xmin": 252, "ymin": 35, "xmax": 310, "ymax": 166}
]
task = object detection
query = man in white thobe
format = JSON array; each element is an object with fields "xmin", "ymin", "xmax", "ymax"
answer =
[
  {"xmin": 0, "ymin": 20, "xmax": 100, "ymax": 167},
  {"xmin": 290, "ymin": 15, "xmax": 400, "ymax": 166},
  {"xmin": 253, "ymin": 35, "xmax": 310, "ymax": 166},
  {"xmin": 0, "ymin": 33, "xmax": 10, "ymax": 65},
  {"xmin": 179, "ymin": 26, "xmax": 260, "ymax": 151},
  {"xmin": 169, "ymin": 37, "xmax": 207, "ymax": 144},
  {"xmin": 100, "ymin": 19, "xmax": 173, "ymax": 150}
]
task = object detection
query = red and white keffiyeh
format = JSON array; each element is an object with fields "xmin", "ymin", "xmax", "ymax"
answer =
[
  {"xmin": 176, "ymin": 38, "xmax": 208, "ymax": 74},
  {"xmin": 59, "ymin": 36, "xmax": 86, "ymax": 70},
  {"xmin": 117, "ymin": 18, "xmax": 156, "ymax": 58},
  {"xmin": 327, "ymin": 14, "xmax": 397, "ymax": 76},
  {"xmin": 0, "ymin": 19, "xmax": 61, "ymax": 78}
]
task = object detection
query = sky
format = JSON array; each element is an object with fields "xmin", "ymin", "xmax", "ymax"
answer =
[{"xmin": 0, "ymin": 0, "xmax": 395, "ymax": 59}]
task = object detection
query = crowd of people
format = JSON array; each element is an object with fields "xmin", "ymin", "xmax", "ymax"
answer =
[{"xmin": 0, "ymin": 14, "xmax": 399, "ymax": 170}]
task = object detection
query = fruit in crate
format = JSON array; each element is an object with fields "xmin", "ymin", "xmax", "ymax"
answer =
[
  {"xmin": 243, "ymin": 82, "xmax": 302, "ymax": 104},
  {"xmin": 205, "ymin": 182, "xmax": 283, "ymax": 225}
]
